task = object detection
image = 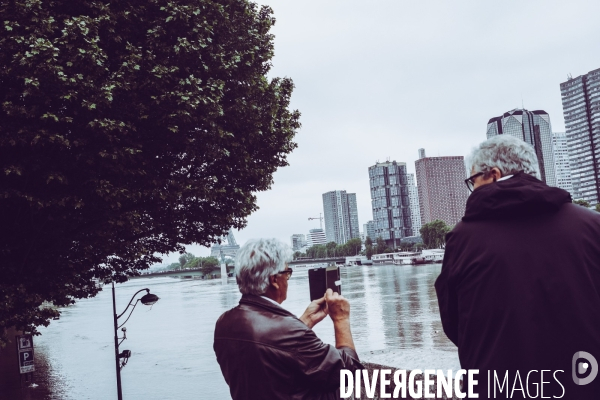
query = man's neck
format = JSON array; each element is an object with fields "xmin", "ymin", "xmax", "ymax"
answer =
[
  {"xmin": 260, "ymin": 293, "xmax": 281, "ymax": 305},
  {"xmin": 262, "ymin": 287, "xmax": 283, "ymax": 304}
]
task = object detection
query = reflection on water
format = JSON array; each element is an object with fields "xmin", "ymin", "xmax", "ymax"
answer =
[{"xmin": 25, "ymin": 264, "xmax": 454, "ymax": 399}]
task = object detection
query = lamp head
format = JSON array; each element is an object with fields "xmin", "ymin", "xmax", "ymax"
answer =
[{"xmin": 140, "ymin": 292, "xmax": 159, "ymax": 306}]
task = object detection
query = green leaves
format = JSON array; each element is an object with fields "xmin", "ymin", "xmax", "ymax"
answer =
[
  {"xmin": 573, "ymin": 199, "xmax": 590, "ymax": 208},
  {"xmin": 0, "ymin": 0, "xmax": 299, "ymax": 341},
  {"xmin": 419, "ymin": 220, "xmax": 452, "ymax": 249},
  {"xmin": 305, "ymin": 238, "xmax": 363, "ymax": 259}
]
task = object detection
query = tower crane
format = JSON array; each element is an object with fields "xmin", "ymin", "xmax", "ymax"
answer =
[{"xmin": 308, "ymin": 213, "xmax": 323, "ymax": 230}]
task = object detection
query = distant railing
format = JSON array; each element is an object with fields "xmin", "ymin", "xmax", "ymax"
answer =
[
  {"xmin": 130, "ymin": 267, "xmax": 206, "ymax": 278},
  {"xmin": 289, "ymin": 257, "xmax": 345, "ymax": 265}
]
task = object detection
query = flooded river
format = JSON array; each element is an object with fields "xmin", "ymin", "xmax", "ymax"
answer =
[{"xmin": 21, "ymin": 263, "xmax": 457, "ymax": 399}]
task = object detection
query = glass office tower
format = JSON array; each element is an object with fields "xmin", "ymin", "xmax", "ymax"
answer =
[
  {"xmin": 322, "ymin": 190, "xmax": 360, "ymax": 245},
  {"xmin": 486, "ymin": 108, "xmax": 556, "ymax": 187},
  {"xmin": 560, "ymin": 68, "xmax": 600, "ymax": 205}
]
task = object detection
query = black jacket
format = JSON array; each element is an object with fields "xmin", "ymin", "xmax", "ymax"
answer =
[
  {"xmin": 214, "ymin": 294, "xmax": 362, "ymax": 400},
  {"xmin": 435, "ymin": 173, "xmax": 600, "ymax": 399}
]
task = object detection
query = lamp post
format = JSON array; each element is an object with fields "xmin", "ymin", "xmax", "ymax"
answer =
[{"xmin": 112, "ymin": 282, "xmax": 159, "ymax": 400}]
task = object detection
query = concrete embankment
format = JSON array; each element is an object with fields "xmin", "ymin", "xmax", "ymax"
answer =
[
  {"xmin": 351, "ymin": 361, "xmax": 459, "ymax": 400},
  {"xmin": 351, "ymin": 349, "xmax": 461, "ymax": 399}
]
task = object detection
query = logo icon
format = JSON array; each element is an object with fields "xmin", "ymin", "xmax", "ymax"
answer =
[{"xmin": 572, "ymin": 351, "xmax": 598, "ymax": 385}]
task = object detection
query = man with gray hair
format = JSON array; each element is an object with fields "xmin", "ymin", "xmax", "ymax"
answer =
[
  {"xmin": 214, "ymin": 238, "xmax": 361, "ymax": 399},
  {"xmin": 435, "ymin": 134, "xmax": 600, "ymax": 398}
]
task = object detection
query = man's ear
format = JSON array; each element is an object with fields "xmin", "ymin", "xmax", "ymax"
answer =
[
  {"xmin": 491, "ymin": 167, "xmax": 503, "ymax": 179},
  {"xmin": 269, "ymin": 274, "xmax": 280, "ymax": 290}
]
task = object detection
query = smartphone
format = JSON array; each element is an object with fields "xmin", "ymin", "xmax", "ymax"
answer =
[{"xmin": 308, "ymin": 265, "xmax": 341, "ymax": 301}]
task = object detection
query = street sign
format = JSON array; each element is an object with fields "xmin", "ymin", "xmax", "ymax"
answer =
[{"xmin": 16, "ymin": 335, "xmax": 35, "ymax": 374}]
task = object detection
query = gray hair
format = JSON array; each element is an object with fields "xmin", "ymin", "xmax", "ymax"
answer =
[
  {"xmin": 235, "ymin": 238, "xmax": 292, "ymax": 295},
  {"xmin": 466, "ymin": 135, "xmax": 541, "ymax": 179}
]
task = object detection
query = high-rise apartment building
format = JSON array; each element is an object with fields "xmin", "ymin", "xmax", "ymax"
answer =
[
  {"xmin": 290, "ymin": 234, "xmax": 306, "ymax": 251},
  {"xmin": 415, "ymin": 149, "xmax": 469, "ymax": 227},
  {"xmin": 322, "ymin": 190, "xmax": 360, "ymax": 245},
  {"xmin": 486, "ymin": 108, "xmax": 556, "ymax": 186},
  {"xmin": 368, "ymin": 161, "xmax": 412, "ymax": 247},
  {"xmin": 560, "ymin": 68, "xmax": 600, "ymax": 205},
  {"xmin": 552, "ymin": 132, "xmax": 574, "ymax": 195},
  {"xmin": 306, "ymin": 228, "xmax": 327, "ymax": 247},
  {"xmin": 347, "ymin": 193, "xmax": 360, "ymax": 240},
  {"xmin": 407, "ymin": 173, "xmax": 422, "ymax": 235},
  {"xmin": 363, "ymin": 221, "xmax": 376, "ymax": 241}
]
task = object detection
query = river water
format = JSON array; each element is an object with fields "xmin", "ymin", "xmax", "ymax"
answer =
[{"xmin": 23, "ymin": 263, "xmax": 458, "ymax": 399}]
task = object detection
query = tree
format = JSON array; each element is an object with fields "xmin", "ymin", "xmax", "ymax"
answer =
[
  {"xmin": 345, "ymin": 238, "xmax": 362, "ymax": 256},
  {"xmin": 574, "ymin": 199, "xmax": 591, "ymax": 208},
  {"xmin": 0, "ymin": 0, "xmax": 300, "ymax": 341},
  {"xmin": 179, "ymin": 253, "xmax": 195, "ymax": 267},
  {"xmin": 325, "ymin": 241, "xmax": 337, "ymax": 257},
  {"xmin": 420, "ymin": 220, "xmax": 451, "ymax": 249},
  {"xmin": 184, "ymin": 256, "xmax": 201, "ymax": 269},
  {"xmin": 375, "ymin": 236, "xmax": 387, "ymax": 255},
  {"xmin": 365, "ymin": 237, "xmax": 374, "ymax": 260},
  {"xmin": 596, "ymin": 204, "xmax": 600, "ymax": 213},
  {"xmin": 306, "ymin": 244, "xmax": 327, "ymax": 259},
  {"xmin": 201, "ymin": 257, "xmax": 220, "ymax": 277}
]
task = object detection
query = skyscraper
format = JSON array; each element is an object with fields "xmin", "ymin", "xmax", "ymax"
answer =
[
  {"xmin": 560, "ymin": 68, "xmax": 600, "ymax": 205},
  {"xmin": 552, "ymin": 132, "xmax": 574, "ymax": 195},
  {"xmin": 363, "ymin": 221, "xmax": 376, "ymax": 241},
  {"xmin": 346, "ymin": 193, "xmax": 360, "ymax": 240},
  {"xmin": 415, "ymin": 149, "xmax": 469, "ymax": 227},
  {"xmin": 368, "ymin": 161, "xmax": 412, "ymax": 247},
  {"xmin": 306, "ymin": 228, "xmax": 327, "ymax": 247},
  {"xmin": 290, "ymin": 234, "xmax": 306, "ymax": 251},
  {"xmin": 322, "ymin": 190, "xmax": 360, "ymax": 245},
  {"xmin": 486, "ymin": 108, "xmax": 556, "ymax": 186},
  {"xmin": 407, "ymin": 173, "xmax": 422, "ymax": 235}
]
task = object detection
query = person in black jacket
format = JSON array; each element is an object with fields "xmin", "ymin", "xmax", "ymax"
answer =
[
  {"xmin": 214, "ymin": 238, "xmax": 362, "ymax": 400},
  {"xmin": 435, "ymin": 134, "xmax": 600, "ymax": 399}
]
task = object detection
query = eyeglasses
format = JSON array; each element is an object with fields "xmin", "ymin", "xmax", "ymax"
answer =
[
  {"xmin": 464, "ymin": 172, "xmax": 484, "ymax": 192},
  {"xmin": 275, "ymin": 269, "xmax": 293, "ymax": 280}
]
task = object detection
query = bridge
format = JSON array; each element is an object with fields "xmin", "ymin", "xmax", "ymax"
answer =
[
  {"xmin": 130, "ymin": 267, "xmax": 229, "ymax": 279},
  {"xmin": 131, "ymin": 257, "xmax": 346, "ymax": 279},
  {"xmin": 289, "ymin": 257, "xmax": 345, "ymax": 267}
]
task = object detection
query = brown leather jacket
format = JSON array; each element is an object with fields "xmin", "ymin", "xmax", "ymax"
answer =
[{"xmin": 214, "ymin": 294, "xmax": 362, "ymax": 400}]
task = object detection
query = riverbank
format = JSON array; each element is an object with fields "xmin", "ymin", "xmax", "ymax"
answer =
[
  {"xmin": 16, "ymin": 264, "xmax": 455, "ymax": 399},
  {"xmin": 355, "ymin": 361, "xmax": 460, "ymax": 400}
]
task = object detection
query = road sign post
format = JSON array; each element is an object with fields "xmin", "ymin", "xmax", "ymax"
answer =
[{"xmin": 16, "ymin": 334, "xmax": 35, "ymax": 374}]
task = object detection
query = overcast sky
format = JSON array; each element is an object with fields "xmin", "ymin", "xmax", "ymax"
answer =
[{"xmin": 160, "ymin": 0, "xmax": 600, "ymax": 263}]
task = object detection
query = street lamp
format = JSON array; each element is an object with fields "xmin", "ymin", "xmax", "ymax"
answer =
[{"xmin": 112, "ymin": 282, "xmax": 160, "ymax": 400}]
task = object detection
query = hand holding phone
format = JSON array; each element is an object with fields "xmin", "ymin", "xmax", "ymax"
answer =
[
  {"xmin": 308, "ymin": 265, "xmax": 341, "ymax": 301},
  {"xmin": 299, "ymin": 296, "xmax": 328, "ymax": 329},
  {"xmin": 325, "ymin": 288, "xmax": 350, "ymax": 323}
]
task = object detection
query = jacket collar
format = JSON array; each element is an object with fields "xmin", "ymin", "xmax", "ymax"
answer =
[
  {"xmin": 240, "ymin": 294, "xmax": 296, "ymax": 318},
  {"xmin": 463, "ymin": 171, "xmax": 571, "ymax": 222}
]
